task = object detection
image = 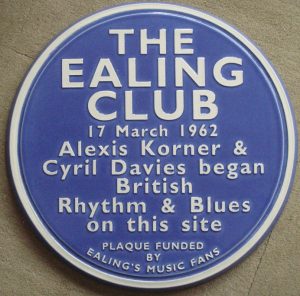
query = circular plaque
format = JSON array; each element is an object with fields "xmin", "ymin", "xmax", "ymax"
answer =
[{"xmin": 8, "ymin": 3, "xmax": 297, "ymax": 289}]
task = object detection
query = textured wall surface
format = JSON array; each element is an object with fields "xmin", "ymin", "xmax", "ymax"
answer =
[{"xmin": 0, "ymin": 1, "xmax": 299, "ymax": 295}]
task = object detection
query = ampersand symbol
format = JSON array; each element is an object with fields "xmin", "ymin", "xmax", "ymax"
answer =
[
  {"xmin": 161, "ymin": 198, "xmax": 175, "ymax": 213},
  {"xmin": 233, "ymin": 140, "xmax": 247, "ymax": 156}
]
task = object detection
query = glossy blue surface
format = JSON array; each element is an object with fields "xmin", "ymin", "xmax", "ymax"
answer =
[{"xmin": 15, "ymin": 8, "xmax": 290, "ymax": 283}]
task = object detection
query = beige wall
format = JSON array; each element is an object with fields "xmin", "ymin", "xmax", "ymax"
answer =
[{"xmin": 0, "ymin": 1, "xmax": 299, "ymax": 295}]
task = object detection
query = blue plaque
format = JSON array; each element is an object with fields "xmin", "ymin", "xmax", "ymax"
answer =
[{"xmin": 8, "ymin": 3, "xmax": 297, "ymax": 289}]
